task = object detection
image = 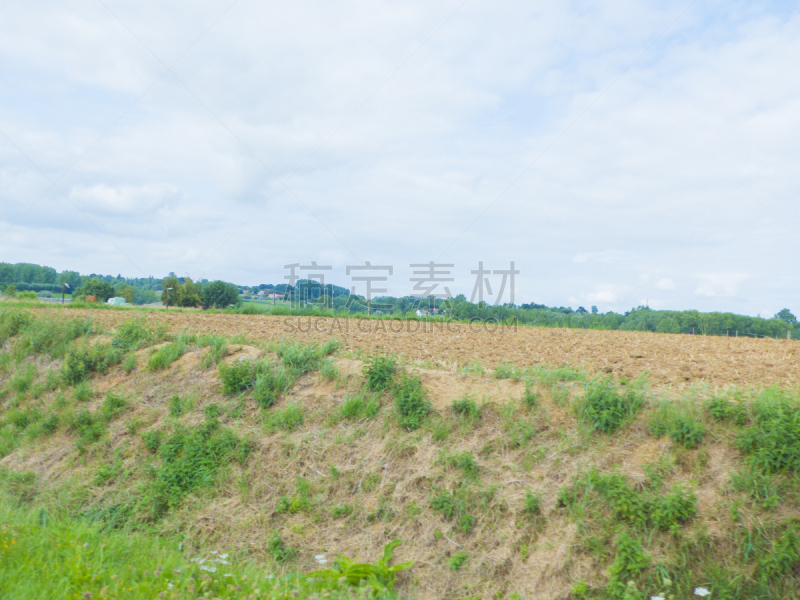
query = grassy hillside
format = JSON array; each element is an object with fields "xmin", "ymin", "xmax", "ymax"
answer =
[{"xmin": 1, "ymin": 306, "xmax": 800, "ymax": 599}]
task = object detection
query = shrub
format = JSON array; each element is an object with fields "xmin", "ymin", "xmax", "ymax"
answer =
[
  {"xmin": 364, "ymin": 356, "xmax": 398, "ymax": 392},
  {"xmin": 494, "ymin": 362, "xmax": 521, "ymax": 380},
  {"xmin": 708, "ymin": 396, "xmax": 748, "ymax": 425},
  {"xmin": 393, "ymin": 374, "xmax": 431, "ymax": 431},
  {"xmin": 578, "ymin": 379, "xmax": 644, "ymax": 433}
]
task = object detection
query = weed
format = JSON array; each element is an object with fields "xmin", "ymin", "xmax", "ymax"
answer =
[
  {"xmin": 393, "ymin": 373, "xmax": 431, "ymax": 431},
  {"xmin": 142, "ymin": 429, "xmax": 162, "ymax": 453},
  {"xmin": 738, "ymin": 390, "xmax": 800, "ymax": 473},
  {"xmin": 606, "ymin": 533, "xmax": 650, "ymax": 599},
  {"xmin": 364, "ymin": 355, "xmax": 398, "ymax": 392},
  {"xmin": 62, "ymin": 343, "xmax": 122, "ymax": 384},
  {"xmin": 523, "ymin": 490, "xmax": 542, "ymax": 516},
  {"xmin": 758, "ymin": 524, "xmax": 800, "ymax": 580},
  {"xmin": 339, "ymin": 391, "xmax": 381, "ymax": 420},
  {"xmin": 73, "ymin": 382, "xmax": 93, "ymax": 402},
  {"xmin": 670, "ymin": 416, "xmax": 706, "ymax": 449},
  {"xmin": 708, "ymin": 395, "xmax": 748, "ymax": 425},
  {"xmin": 8, "ymin": 363, "xmax": 37, "ymax": 395},
  {"xmin": 276, "ymin": 478, "xmax": 312, "ymax": 514},
  {"xmin": 306, "ymin": 539, "xmax": 413, "ymax": 594},
  {"xmin": 253, "ymin": 365, "xmax": 291, "ymax": 409},
  {"xmin": 332, "ymin": 504, "xmax": 353, "ymax": 518},
  {"xmin": 267, "ymin": 531, "xmax": 296, "ymax": 564},
  {"xmin": 506, "ymin": 418, "xmax": 538, "ymax": 449},
  {"xmin": 122, "ymin": 353, "xmax": 137, "ymax": 373},
  {"xmin": 577, "ymin": 379, "xmax": 644, "ymax": 433},
  {"xmin": 494, "ymin": 362, "xmax": 522, "ymax": 381},
  {"xmin": 452, "ymin": 395, "xmax": 480, "ymax": 419},
  {"xmin": 264, "ymin": 403, "xmax": 305, "ymax": 432},
  {"xmin": 112, "ymin": 319, "xmax": 160, "ymax": 351},
  {"xmin": 449, "ymin": 551, "xmax": 469, "ymax": 571},
  {"xmin": 522, "ymin": 380, "xmax": 539, "ymax": 408},
  {"xmin": 319, "ymin": 358, "xmax": 339, "ymax": 380},
  {"xmin": 146, "ymin": 420, "xmax": 253, "ymax": 517},
  {"xmin": 147, "ymin": 340, "xmax": 186, "ymax": 371},
  {"xmin": 431, "ymin": 487, "xmax": 476, "ymax": 533},
  {"xmin": 219, "ymin": 359, "xmax": 260, "ymax": 393},
  {"xmin": 198, "ymin": 334, "xmax": 228, "ymax": 369},
  {"xmin": 443, "ymin": 450, "xmax": 479, "ymax": 478},
  {"xmin": 169, "ymin": 395, "xmax": 186, "ymax": 417},
  {"xmin": 276, "ymin": 339, "xmax": 339, "ymax": 376}
]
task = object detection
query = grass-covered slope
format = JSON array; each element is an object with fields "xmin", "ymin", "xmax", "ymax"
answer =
[{"xmin": 2, "ymin": 307, "xmax": 800, "ymax": 599}]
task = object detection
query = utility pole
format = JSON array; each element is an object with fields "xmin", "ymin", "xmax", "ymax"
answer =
[
  {"xmin": 165, "ymin": 287, "xmax": 173, "ymax": 310},
  {"xmin": 61, "ymin": 282, "xmax": 70, "ymax": 304}
]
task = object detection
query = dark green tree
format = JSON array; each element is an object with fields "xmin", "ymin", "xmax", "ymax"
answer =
[
  {"xmin": 775, "ymin": 309, "xmax": 797, "ymax": 324},
  {"xmin": 76, "ymin": 277, "xmax": 116, "ymax": 302},
  {"xmin": 202, "ymin": 281, "xmax": 240, "ymax": 309}
]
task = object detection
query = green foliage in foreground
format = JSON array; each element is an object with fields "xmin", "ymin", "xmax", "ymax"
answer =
[
  {"xmin": 62, "ymin": 343, "xmax": 123, "ymax": 385},
  {"xmin": 392, "ymin": 374, "xmax": 431, "ymax": 431},
  {"xmin": 306, "ymin": 539, "xmax": 413, "ymax": 595},
  {"xmin": 364, "ymin": 356, "xmax": 398, "ymax": 392},
  {"xmin": 0, "ymin": 495, "xmax": 395, "ymax": 600},
  {"xmin": 577, "ymin": 379, "xmax": 644, "ymax": 433},
  {"xmin": 143, "ymin": 418, "xmax": 253, "ymax": 518}
]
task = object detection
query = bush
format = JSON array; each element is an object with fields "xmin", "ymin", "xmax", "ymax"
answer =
[
  {"xmin": 276, "ymin": 339, "xmax": 339, "ymax": 376},
  {"xmin": 112, "ymin": 319, "xmax": 159, "ymax": 350},
  {"xmin": 578, "ymin": 379, "xmax": 644, "ymax": 433},
  {"xmin": 449, "ymin": 551, "xmax": 469, "ymax": 571},
  {"xmin": 364, "ymin": 356, "xmax": 397, "ymax": 392},
  {"xmin": 17, "ymin": 291, "xmax": 37, "ymax": 301},
  {"xmin": 219, "ymin": 359, "xmax": 260, "ymax": 394},
  {"xmin": 62, "ymin": 343, "xmax": 122, "ymax": 385},
  {"xmin": 202, "ymin": 280, "xmax": 240, "ymax": 309},
  {"xmin": 393, "ymin": 374, "xmax": 431, "ymax": 431},
  {"xmin": 522, "ymin": 380, "xmax": 539, "ymax": 408},
  {"xmin": 524, "ymin": 490, "xmax": 542, "ymax": 516},
  {"xmin": 339, "ymin": 392, "xmax": 380, "ymax": 420}
]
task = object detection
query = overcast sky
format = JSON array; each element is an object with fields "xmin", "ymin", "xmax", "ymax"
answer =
[{"xmin": 1, "ymin": 1, "xmax": 798, "ymax": 316}]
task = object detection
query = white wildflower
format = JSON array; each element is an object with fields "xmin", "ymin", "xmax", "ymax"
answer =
[
  {"xmin": 651, "ymin": 596, "xmax": 665, "ymax": 600},
  {"xmin": 210, "ymin": 550, "xmax": 219, "ymax": 555},
  {"xmin": 219, "ymin": 553, "xmax": 229, "ymax": 559},
  {"xmin": 167, "ymin": 583, "xmax": 174, "ymax": 590},
  {"xmin": 314, "ymin": 554, "xmax": 328, "ymax": 565},
  {"xmin": 694, "ymin": 587, "xmax": 711, "ymax": 597}
]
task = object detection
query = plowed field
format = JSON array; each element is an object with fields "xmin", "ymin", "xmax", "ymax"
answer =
[{"xmin": 47, "ymin": 308, "xmax": 800, "ymax": 388}]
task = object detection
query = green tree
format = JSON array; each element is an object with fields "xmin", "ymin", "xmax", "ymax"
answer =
[
  {"xmin": 57, "ymin": 271, "xmax": 82, "ymax": 290},
  {"xmin": 161, "ymin": 276, "xmax": 182, "ymax": 307},
  {"xmin": 178, "ymin": 277, "xmax": 203, "ymax": 307},
  {"xmin": 202, "ymin": 281, "xmax": 240, "ymax": 309},
  {"xmin": 775, "ymin": 309, "xmax": 797, "ymax": 324},
  {"xmin": 76, "ymin": 278, "xmax": 116, "ymax": 302},
  {"xmin": 656, "ymin": 316, "xmax": 681, "ymax": 334}
]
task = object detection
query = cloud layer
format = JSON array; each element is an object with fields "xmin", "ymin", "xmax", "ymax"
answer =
[{"xmin": 1, "ymin": 0, "xmax": 798, "ymax": 316}]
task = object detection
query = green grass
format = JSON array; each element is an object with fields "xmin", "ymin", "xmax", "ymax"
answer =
[
  {"xmin": 0, "ymin": 491, "xmax": 382, "ymax": 600},
  {"xmin": 364, "ymin": 355, "xmax": 398, "ymax": 392},
  {"xmin": 577, "ymin": 378, "xmax": 644, "ymax": 434},
  {"xmin": 146, "ymin": 339, "xmax": 187, "ymax": 371}
]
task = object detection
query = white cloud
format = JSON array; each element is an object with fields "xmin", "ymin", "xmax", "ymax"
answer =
[
  {"xmin": 656, "ymin": 278, "xmax": 676, "ymax": 291},
  {"xmin": 0, "ymin": 1, "xmax": 797, "ymax": 316}
]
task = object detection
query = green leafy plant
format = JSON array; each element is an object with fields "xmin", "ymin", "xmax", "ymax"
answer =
[
  {"xmin": 452, "ymin": 395, "xmax": 480, "ymax": 418},
  {"xmin": 669, "ymin": 416, "xmax": 706, "ymax": 449},
  {"xmin": 393, "ymin": 374, "xmax": 431, "ymax": 431},
  {"xmin": 305, "ymin": 539, "xmax": 413, "ymax": 594},
  {"xmin": 578, "ymin": 379, "xmax": 644, "ymax": 433},
  {"xmin": 62, "ymin": 343, "xmax": 122, "ymax": 384},
  {"xmin": 524, "ymin": 490, "xmax": 542, "ymax": 516},
  {"xmin": 522, "ymin": 380, "xmax": 539, "ymax": 408},
  {"xmin": 449, "ymin": 551, "xmax": 469, "ymax": 571},
  {"xmin": 267, "ymin": 531, "xmax": 296, "ymax": 564},
  {"xmin": 253, "ymin": 366, "xmax": 290, "ymax": 409},
  {"xmin": 339, "ymin": 391, "xmax": 380, "ymax": 420},
  {"xmin": 364, "ymin": 356, "xmax": 398, "ymax": 392},
  {"xmin": 606, "ymin": 533, "xmax": 651, "ymax": 599}
]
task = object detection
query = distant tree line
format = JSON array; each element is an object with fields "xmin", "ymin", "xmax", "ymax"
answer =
[{"xmin": 0, "ymin": 262, "xmax": 796, "ymax": 338}]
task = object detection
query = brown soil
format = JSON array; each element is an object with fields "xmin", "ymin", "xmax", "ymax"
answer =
[{"xmin": 42, "ymin": 307, "xmax": 800, "ymax": 388}]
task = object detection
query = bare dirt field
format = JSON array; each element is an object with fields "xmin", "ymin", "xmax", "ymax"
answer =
[{"xmin": 45, "ymin": 308, "xmax": 800, "ymax": 388}]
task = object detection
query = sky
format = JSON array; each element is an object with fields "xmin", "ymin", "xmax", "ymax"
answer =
[{"xmin": 1, "ymin": 0, "xmax": 798, "ymax": 317}]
